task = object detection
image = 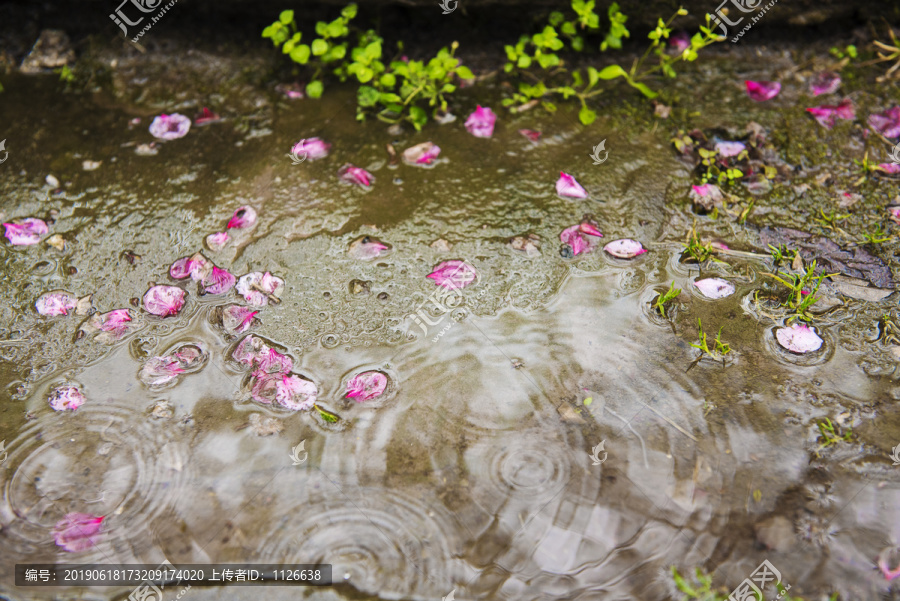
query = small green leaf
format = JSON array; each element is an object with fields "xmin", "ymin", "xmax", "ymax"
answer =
[
  {"xmin": 542, "ymin": 101, "xmax": 557, "ymax": 112},
  {"xmin": 315, "ymin": 21, "xmax": 327, "ymax": 36},
  {"xmin": 561, "ymin": 21, "xmax": 576, "ymax": 36},
  {"xmin": 549, "ymin": 11, "xmax": 565, "ymax": 26},
  {"xmin": 341, "ymin": 3, "xmax": 358, "ymax": 19},
  {"xmin": 311, "ymin": 38, "xmax": 328, "ymax": 56},
  {"xmin": 329, "ymin": 44, "xmax": 347, "ymax": 60},
  {"xmin": 627, "ymin": 80, "xmax": 658, "ymax": 98},
  {"xmin": 579, "ymin": 105, "xmax": 597, "ymax": 125},
  {"xmin": 456, "ymin": 65, "xmax": 474, "ymax": 80},
  {"xmin": 583, "ymin": 397, "xmax": 593, "ymax": 406},
  {"xmin": 537, "ymin": 53, "xmax": 559, "ymax": 69},
  {"xmin": 587, "ymin": 66, "xmax": 599, "ymax": 86},
  {"xmin": 597, "ymin": 64, "xmax": 627, "ymax": 79},
  {"xmin": 379, "ymin": 92, "xmax": 401, "ymax": 103},
  {"xmin": 409, "ymin": 106, "xmax": 427, "ymax": 130},
  {"xmin": 306, "ymin": 80, "xmax": 324, "ymax": 98},
  {"xmin": 315, "ymin": 405, "xmax": 339, "ymax": 423},
  {"xmin": 326, "ymin": 19, "xmax": 344, "ymax": 38},
  {"xmin": 357, "ymin": 85, "xmax": 379, "ymax": 107},
  {"xmin": 290, "ymin": 44, "xmax": 311, "ymax": 64},
  {"xmin": 282, "ymin": 40, "xmax": 295, "ymax": 54},
  {"xmin": 571, "ymin": 35, "xmax": 584, "ymax": 51},
  {"xmin": 380, "ymin": 73, "xmax": 396, "ymax": 88},
  {"xmin": 278, "ymin": 10, "xmax": 294, "ymax": 24},
  {"xmin": 357, "ymin": 67, "xmax": 374, "ymax": 83},
  {"xmin": 517, "ymin": 55, "xmax": 532, "ymax": 69}
]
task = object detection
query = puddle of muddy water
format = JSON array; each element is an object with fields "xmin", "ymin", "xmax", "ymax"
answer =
[{"xmin": 1, "ymin": 41, "xmax": 900, "ymax": 601}]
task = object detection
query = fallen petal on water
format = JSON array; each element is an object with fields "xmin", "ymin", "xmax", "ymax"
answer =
[
  {"xmin": 776, "ymin": 323, "xmax": 823, "ymax": 354},
  {"xmin": 745, "ymin": 80, "xmax": 781, "ymax": 102},
  {"xmin": 348, "ymin": 235, "xmax": 391, "ymax": 260},
  {"xmin": 221, "ymin": 305, "xmax": 260, "ymax": 334},
  {"xmin": 48, "ymin": 385, "xmax": 85, "ymax": 412},
  {"xmin": 427, "ymin": 260, "xmax": 477, "ymax": 289},
  {"xmin": 143, "ymin": 285, "xmax": 186, "ymax": 317},
  {"xmin": 402, "ymin": 142, "xmax": 441, "ymax": 166},
  {"xmin": 694, "ymin": 277, "xmax": 736, "ymax": 299},
  {"xmin": 603, "ymin": 239, "xmax": 647, "ymax": 259},
  {"xmin": 519, "ymin": 129, "xmax": 541, "ymax": 142},
  {"xmin": 53, "ymin": 513, "xmax": 104, "ymax": 552},
  {"xmin": 202, "ymin": 266, "xmax": 236, "ymax": 295},
  {"xmin": 227, "ymin": 206, "xmax": 257, "ymax": 229},
  {"xmin": 338, "ymin": 164, "xmax": 375, "ymax": 188},
  {"xmin": 3, "ymin": 218, "xmax": 48, "ymax": 245},
  {"xmin": 346, "ymin": 371, "xmax": 388, "ymax": 401},
  {"xmin": 465, "ymin": 105, "xmax": 497, "ymax": 138},
  {"xmin": 556, "ymin": 172, "xmax": 588, "ymax": 199},
  {"xmin": 149, "ymin": 113, "xmax": 191, "ymax": 140},
  {"xmin": 291, "ymin": 137, "xmax": 331, "ymax": 161},
  {"xmin": 140, "ymin": 356, "xmax": 185, "ymax": 387},
  {"xmin": 206, "ymin": 231, "xmax": 229, "ymax": 251},
  {"xmin": 236, "ymin": 272, "xmax": 284, "ymax": 306},
  {"xmin": 276, "ymin": 374, "xmax": 318, "ymax": 410},
  {"xmin": 36, "ymin": 290, "xmax": 77, "ymax": 316}
]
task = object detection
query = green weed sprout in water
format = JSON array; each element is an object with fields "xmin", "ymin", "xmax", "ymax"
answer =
[
  {"xmin": 654, "ymin": 281, "xmax": 681, "ymax": 318},
  {"xmin": 681, "ymin": 228, "xmax": 720, "ymax": 265},
  {"xmin": 817, "ymin": 417, "xmax": 852, "ymax": 452},
  {"xmin": 502, "ymin": 2, "xmax": 724, "ymax": 124},
  {"xmin": 670, "ymin": 566, "xmax": 813, "ymax": 601},
  {"xmin": 689, "ymin": 318, "xmax": 730, "ymax": 369},
  {"xmin": 861, "ymin": 223, "xmax": 892, "ymax": 244},
  {"xmin": 764, "ymin": 260, "xmax": 837, "ymax": 323}
]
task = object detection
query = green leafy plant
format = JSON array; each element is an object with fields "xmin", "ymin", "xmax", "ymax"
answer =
[
  {"xmin": 764, "ymin": 260, "xmax": 837, "ymax": 323},
  {"xmin": 814, "ymin": 208, "xmax": 850, "ymax": 232},
  {"xmin": 768, "ymin": 244, "xmax": 800, "ymax": 269},
  {"xmin": 55, "ymin": 65, "xmax": 76, "ymax": 83},
  {"xmin": 698, "ymin": 147, "xmax": 745, "ymax": 185},
  {"xmin": 817, "ymin": 417, "xmax": 852, "ymax": 450},
  {"xmin": 670, "ymin": 566, "xmax": 727, "ymax": 600},
  {"xmin": 502, "ymin": 2, "xmax": 724, "ymax": 124},
  {"xmin": 263, "ymin": 5, "xmax": 357, "ymax": 98},
  {"xmin": 654, "ymin": 281, "xmax": 681, "ymax": 318},
  {"xmin": 682, "ymin": 228, "xmax": 720, "ymax": 264},
  {"xmin": 690, "ymin": 318, "xmax": 730, "ymax": 364},
  {"xmin": 829, "ymin": 44, "xmax": 858, "ymax": 60},
  {"xmin": 861, "ymin": 223, "xmax": 892, "ymax": 244}
]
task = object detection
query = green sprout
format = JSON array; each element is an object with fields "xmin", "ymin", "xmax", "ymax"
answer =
[
  {"xmin": 654, "ymin": 281, "xmax": 681, "ymax": 318},
  {"xmin": 682, "ymin": 228, "xmax": 719, "ymax": 264},
  {"xmin": 698, "ymin": 147, "xmax": 744, "ymax": 185},
  {"xmin": 688, "ymin": 319, "xmax": 730, "ymax": 370},
  {"xmin": 813, "ymin": 209, "xmax": 850, "ymax": 232},
  {"xmin": 861, "ymin": 223, "xmax": 892, "ymax": 244},
  {"xmin": 764, "ymin": 260, "xmax": 837, "ymax": 323},
  {"xmin": 670, "ymin": 566, "xmax": 727, "ymax": 600},
  {"xmin": 816, "ymin": 417, "xmax": 852, "ymax": 451},
  {"xmin": 829, "ymin": 44, "xmax": 858, "ymax": 60},
  {"xmin": 767, "ymin": 244, "xmax": 800, "ymax": 269},
  {"xmin": 55, "ymin": 65, "xmax": 75, "ymax": 83}
]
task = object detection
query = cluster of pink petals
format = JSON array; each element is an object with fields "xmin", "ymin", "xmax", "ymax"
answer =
[
  {"xmin": 227, "ymin": 206, "xmax": 257, "ymax": 229},
  {"xmin": 291, "ymin": 137, "xmax": 331, "ymax": 161},
  {"xmin": 806, "ymin": 99, "xmax": 855, "ymax": 129},
  {"xmin": 519, "ymin": 129, "xmax": 541, "ymax": 142},
  {"xmin": 346, "ymin": 371, "xmax": 388, "ymax": 401},
  {"xmin": 194, "ymin": 107, "xmax": 221, "ymax": 125},
  {"xmin": 402, "ymin": 142, "xmax": 441, "ymax": 166},
  {"xmin": 143, "ymin": 285, "xmax": 186, "ymax": 317},
  {"xmin": 714, "ymin": 141, "xmax": 746, "ymax": 158},
  {"xmin": 87, "ymin": 309, "xmax": 132, "ymax": 339},
  {"xmin": 427, "ymin": 260, "xmax": 478, "ymax": 290},
  {"xmin": 221, "ymin": 305, "xmax": 259, "ymax": 334},
  {"xmin": 202, "ymin": 266, "xmax": 236, "ymax": 295},
  {"xmin": 349, "ymin": 236, "xmax": 391, "ymax": 260},
  {"xmin": 745, "ymin": 80, "xmax": 781, "ymax": 102},
  {"xmin": 560, "ymin": 221, "xmax": 603, "ymax": 256},
  {"xmin": 206, "ymin": 231, "xmax": 230, "ymax": 251},
  {"xmin": 867, "ymin": 106, "xmax": 900, "ymax": 138},
  {"xmin": 48, "ymin": 385, "xmax": 86, "ymax": 412},
  {"xmin": 465, "ymin": 105, "xmax": 497, "ymax": 138},
  {"xmin": 776, "ymin": 323, "xmax": 823, "ymax": 354},
  {"xmin": 694, "ymin": 277, "xmax": 735, "ymax": 299},
  {"xmin": 148, "ymin": 113, "xmax": 191, "ymax": 140},
  {"xmin": 36, "ymin": 291, "xmax": 77, "ymax": 316},
  {"xmin": 338, "ymin": 164, "xmax": 375, "ymax": 188},
  {"xmin": 809, "ymin": 72, "xmax": 841, "ymax": 96},
  {"xmin": 3, "ymin": 218, "xmax": 48, "ymax": 246},
  {"xmin": 170, "ymin": 253, "xmax": 212, "ymax": 281},
  {"xmin": 556, "ymin": 172, "xmax": 588, "ymax": 199},
  {"xmin": 603, "ymin": 239, "xmax": 646, "ymax": 259},
  {"xmin": 236, "ymin": 271, "xmax": 284, "ymax": 306},
  {"xmin": 232, "ymin": 335, "xmax": 317, "ymax": 410},
  {"xmin": 53, "ymin": 513, "xmax": 104, "ymax": 552},
  {"xmin": 668, "ymin": 30, "xmax": 690, "ymax": 53}
]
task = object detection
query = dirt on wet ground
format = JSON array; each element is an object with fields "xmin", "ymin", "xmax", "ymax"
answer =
[{"xmin": 2, "ymin": 2, "xmax": 900, "ymax": 601}]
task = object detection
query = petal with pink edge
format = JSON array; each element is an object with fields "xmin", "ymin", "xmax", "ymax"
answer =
[
  {"xmin": 338, "ymin": 164, "xmax": 375, "ymax": 188},
  {"xmin": 276, "ymin": 374, "xmax": 318, "ymax": 410},
  {"xmin": 149, "ymin": 113, "xmax": 191, "ymax": 140},
  {"xmin": 143, "ymin": 285, "xmax": 186, "ymax": 317},
  {"xmin": 809, "ymin": 72, "xmax": 841, "ymax": 96},
  {"xmin": 402, "ymin": 142, "xmax": 441, "ymax": 166},
  {"xmin": 345, "ymin": 370, "xmax": 388, "ymax": 401},
  {"xmin": 693, "ymin": 278, "xmax": 735, "ymax": 299},
  {"xmin": 3, "ymin": 218, "xmax": 48, "ymax": 246},
  {"xmin": 348, "ymin": 235, "xmax": 391, "ymax": 260},
  {"xmin": 464, "ymin": 105, "xmax": 497, "ymax": 138},
  {"xmin": 227, "ymin": 206, "xmax": 257, "ymax": 229},
  {"xmin": 202, "ymin": 266, "xmax": 236, "ymax": 295},
  {"xmin": 776, "ymin": 323, "xmax": 823, "ymax": 354},
  {"xmin": 426, "ymin": 260, "xmax": 478, "ymax": 290},
  {"xmin": 48, "ymin": 385, "xmax": 86, "ymax": 412},
  {"xmin": 221, "ymin": 305, "xmax": 259, "ymax": 334},
  {"xmin": 236, "ymin": 272, "xmax": 284, "ymax": 306},
  {"xmin": 603, "ymin": 239, "xmax": 647, "ymax": 259},
  {"xmin": 206, "ymin": 231, "xmax": 229, "ymax": 251},
  {"xmin": 36, "ymin": 290, "xmax": 78, "ymax": 316},
  {"xmin": 556, "ymin": 172, "xmax": 588, "ymax": 199},
  {"xmin": 139, "ymin": 356, "xmax": 185, "ymax": 388},
  {"xmin": 53, "ymin": 513, "xmax": 104, "ymax": 552},
  {"xmin": 291, "ymin": 137, "xmax": 331, "ymax": 161},
  {"xmin": 868, "ymin": 106, "xmax": 900, "ymax": 138},
  {"xmin": 745, "ymin": 80, "xmax": 781, "ymax": 102}
]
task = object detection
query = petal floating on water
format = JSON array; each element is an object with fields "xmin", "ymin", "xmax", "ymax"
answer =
[
  {"xmin": 519, "ymin": 129, "xmax": 541, "ymax": 142},
  {"xmin": 143, "ymin": 285, "xmax": 186, "ymax": 317},
  {"xmin": 206, "ymin": 231, "xmax": 230, "ymax": 251},
  {"xmin": 291, "ymin": 137, "xmax": 331, "ymax": 161},
  {"xmin": 276, "ymin": 374, "xmax": 318, "ymax": 410},
  {"xmin": 348, "ymin": 235, "xmax": 391, "ymax": 260},
  {"xmin": 194, "ymin": 107, "xmax": 221, "ymax": 125},
  {"xmin": 426, "ymin": 260, "xmax": 477, "ymax": 289},
  {"xmin": 53, "ymin": 513, "xmax": 104, "ymax": 552},
  {"xmin": 775, "ymin": 323, "xmax": 824, "ymax": 354},
  {"xmin": 35, "ymin": 290, "xmax": 78, "ymax": 316},
  {"xmin": 745, "ymin": 80, "xmax": 781, "ymax": 102},
  {"xmin": 202, "ymin": 266, "xmax": 236, "ymax": 295},
  {"xmin": 139, "ymin": 356, "xmax": 185, "ymax": 387},
  {"xmin": 3, "ymin": 218, "xmax": 48, "ymax": 246},
  {"xmin": 236, "ymin": 271, "xmax": 284, "ymax": 306},
  {"xmin": 338, "ymin": 164, "xmax": 375, "ymax": 188},
  {"xmin": 402, "ymin": 142, "xmax": 441, "ymax": 166},
  {"xmin": 227, "ymin": 206, "xmax": 257, "ymax": 229},
  {"xmin": 48, "ymin": 385, "xmax": 86, "ymax": 412},
  {"xmin": 693, "ymin": 277, "xmax": 736, "ymax": 299},
  {"xmin": 603, "ymin": 239, "xmax": 647, "ymax": 259},
  {"xmin": 221, "ymin": 305, "xmax": 259, "ymax": 334},
  {"xmin": 464, "ymin": 105, "xmax": 497, "ymax": 138},
  {"xmin": 556, "ymin": 172, "xmax": 588, "ymax": 199},
  {"xmin": 148, "ymin": 113, "xmax": 191, "ymax": 140},
  {"xmin": 345, "ymin": 370, "xmax": 388, "ymax": 401}
]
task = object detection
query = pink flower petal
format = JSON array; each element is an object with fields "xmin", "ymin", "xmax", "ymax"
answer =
[
  {"xmin": 53, "ymin": 513, "xmax": 104, "ymax": 552},
  {"xmin": 809, "ymin": 72, "xmax": 841, "ymax": 96},
  {"xmin": 275, "ymin": 374, "xmax": 318, "ymax": 410},
  {"xmin": 806, "ymin": 99, "xmax": 855, "ymax": 129},
  {"xmin": 345, "ymin": 371, "xmax": 388, "ymax": 401},
  {"xmin": 143, "ymin": 285, "xmax": 186, "ymax": 317},
  {"xmin": 879, "ymin": 548, "xmax": 900, "ymax": 581},
  {"xmin": 148, "ymin": 113, "xmax": 191, "ymax": 140},
  {"xmin": 519, "ymin": 129, "xmax": 541, "ymax": 142},
  {"xmin": 98, "ymin": 309, "xmax": 131, "ymax": 334},
  {"xmin": 401, "ymin": 142, "xmax": 441, "ymax": 166},
  {"xmin": 560, "ymin": 222, "xmax": 603, "ymax": 256},
  {"xmin": 338, "ymin": 164, "xmax": 374, "ymax": 188},
  {"xmin": 169, "ymin": 253, "xmax": 212, "ymax": 281},
  {"xmin": 227, "ymin": 206, "xmax": 257, "ymax": 229},
  {"xmin": 745, "ymin": 80, "xmax": 781, "ymax": 102},
  {"xmin": 3, "ymin": 218, "xmax": 48, "ymax": 246},
  {"xmin": 194, "ymin": 107, "xmax": 221, "ymax": 125},
  {"xmin": 221, "ymin": 305, "xmax": 259, "ymax": 334},
  {"xmin": 668, "ymin": 30, "xmax": 690, "ymax": 52},
  {"xmin": 291, "ymin": 137, "xmax": 331, "ymax": 161},
  {"xmin": 202, "ymin": 266, "xmax": 236, "ymax": 295},
  {"xmin": 877, "ymin": 163, "xmax": 900, "ymax": 174},
  {"xmin": 36, "ymin": 291, "xmax": 78, "ymax": 316},
  {"xmin": 139, "ymin": 356, "xmax": 185, "ymax": 387},
  {"xmin": 236, "ymin": 272, "xmax": 284, "ymax": 306},
  {"xmin": 233, "ymin": 334, "xmax": 270, "ymax": 367},
  {"xmin": 776, "ymin": 323, "xmax": 823, "ymax": 354},
  {"xmin": 603, "ymin": 239, "xmax": 647, "ymax": 259},
  {"xmin": 206, "ymin": 231, "xmax": 229, "ymax": 251},
  {"xmin": 715, "ymin": 141, "xmax": 746, "ymax": 158},
  {"xmin": 348, "ymin": 235, "xmax": 391, "ymax": 260},
  {"xmin": 426, "ymin": 260, "xmax": 478, "ymax": 290},
  {"xmin": 48, "ymin": 385, "xmax": 86, "ymax": 411},
  {"xmin": 868, "ymin": 106, "xmax": 900, "ymax": 139},
  {"xmin": 464, "ymin": 105, "xmax": 497, "ymax": 138},
  {"xmin": 250, "ymin": 371, "xmax": 279, "ymax": 404},
  {"xmin": 690, "ymin": 184, "xmax": 723, "ymax": 200},
  {"xmin": 556, "ymin": 172, "xmax": 588, "ymax": 199},
  {"xmin": 693, "ymin": 277, "xmax": 735, "ymax": 299},
  {"xmin": 254, "ymin": 347, "xmax": 293, "ymax": 375}
]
